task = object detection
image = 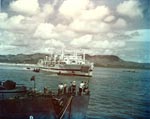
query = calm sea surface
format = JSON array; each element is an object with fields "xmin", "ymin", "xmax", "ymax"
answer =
[{"xmin": 0, "ymin": 65, "xmax": 150, "ymax": 119}]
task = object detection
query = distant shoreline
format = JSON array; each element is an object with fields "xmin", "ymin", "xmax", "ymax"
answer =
[
  {"xmin": 0, "ymin": 62, "xmax": 150, "ymax": 70},
  {"xmin": 0, "ymin": 63, "xmax": 36, "ymax": 67},
  {"xmin": 0, "ymin": 53, "xmax": 150, "ymax": 70}
]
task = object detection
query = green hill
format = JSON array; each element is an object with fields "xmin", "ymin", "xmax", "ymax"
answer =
[{"xmin": 0, "ymin": 54, "xmax": 150, "ymax": 69}]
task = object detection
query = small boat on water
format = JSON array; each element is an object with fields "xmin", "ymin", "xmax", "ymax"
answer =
[
  {"xmin": 0, "ymin": 79, "xmax": 90, "ymax": 119},
  {"xmin": 37, "ymin": 50, "xmax": 94, "ymax": 77},
  {"xmin": 33, "ymin": 68, "xmax": 40, "ymax": 73},
  {"xmin": 26, "ymin": 67, "xmax": 40, "ymax": 73},
  {"xmin": 123, "ymin": 70, "xmax": 137, "ymax": 73},
  {"xmin": 0, "ymin": 80, "xmax": 27, "ymax": 100}
]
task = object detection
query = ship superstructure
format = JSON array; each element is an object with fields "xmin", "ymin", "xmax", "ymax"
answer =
[{"xmin": 37, "ymin": 50, "xmax": 94, "ymax": 77}]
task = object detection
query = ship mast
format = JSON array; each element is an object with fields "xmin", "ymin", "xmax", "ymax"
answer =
[
  {"xmin": 61, "ymin": 48, "xmax": 64, "ymax": 60},
  {"xmin": 83, "ymin": 50, "xmax": 85, "ymax": 62}
]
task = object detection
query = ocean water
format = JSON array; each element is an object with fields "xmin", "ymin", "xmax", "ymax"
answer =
[{"xmin": 0, "ymin": 65, "xmax": 150, "ymax": 119}]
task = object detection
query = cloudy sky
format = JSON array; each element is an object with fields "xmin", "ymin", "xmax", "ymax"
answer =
[{"xmin": 0, "ymin": 0, "xmax": 150, "ymax": 63}]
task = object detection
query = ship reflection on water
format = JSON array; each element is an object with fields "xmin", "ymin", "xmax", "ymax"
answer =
[{"xmin": 0, "ymin": 78, "xmax": 90, "ymax": 119}]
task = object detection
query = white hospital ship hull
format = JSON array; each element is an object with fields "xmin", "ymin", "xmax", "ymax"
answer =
[{"xmin": 39, "ymin": 64, "xmax": 93, "ymax": 77}]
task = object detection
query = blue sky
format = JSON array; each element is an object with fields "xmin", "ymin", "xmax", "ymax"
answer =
[{"xmin": 0, "ymin": 0, "xmax": 150, "ymax": 63}]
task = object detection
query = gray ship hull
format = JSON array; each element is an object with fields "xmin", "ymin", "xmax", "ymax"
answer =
[
  {"xmin": 0, "ymin": 97, "xmax": 55, "ymax": 119},
  {"xmin": 0, "ymin": 94, "xmax": 90, "ymax": 119},
  {"xmin": 64, "ymin": 95, "xmax": 90, "ymax": 119}
]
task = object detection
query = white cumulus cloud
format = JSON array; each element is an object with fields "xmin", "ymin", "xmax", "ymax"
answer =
[
  {"xmin": 104, "ymin": 15, "xmax": 115, "ymax": 22},
  {"xmin": 38, "ymin": 4, "xmax": 54, "ymax": 19},
  {"xmin": 70, "ymin": 35, "xmax": 93, "ymax": 47},
  {"xmin": 0, "ymin": 13, "xmax": 8, "ymax": 21},
  {"xmin": 55, "ymin": 24, "xmax": 78, "ymax": 38},
  {"xmin": 0, "ymin": 14, "xmax": 25, "ymax": 30},
  {"xmin": 10, "ymin": 0, "xmax": 40, "ymax": 16},
  {"xmin": 79, "ymin": 6, "xmax": 110, "ymax": 21},
  {"xmin": 113, "ymin": 18, "xmax": 127, "ymax": 28},
  {"xmin": 117, "ymin": 0, "xmax": 143, "ymax": 18},
  {"xmin": 44, "ymin": 39, "xmax": 65, "ymax": 48},
  {"xmin": 59, "ymin": 0, "xmax": 89, "ymax": 18},
  {"xmin": 90, "ymin": 40, "xmax": 125, "ymax": 49},
  {"xmin": 70, "ymin": 19, "xmax": 110, "ymax": 33},
  {"xmin": 33, "ymin": 23, "xmax": 58, "ymax": 39}
]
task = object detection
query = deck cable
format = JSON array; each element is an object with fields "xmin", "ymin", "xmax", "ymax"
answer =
[{"xmin": 58, "ymin": 95, "xmax": 73, "ymax": 119}]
